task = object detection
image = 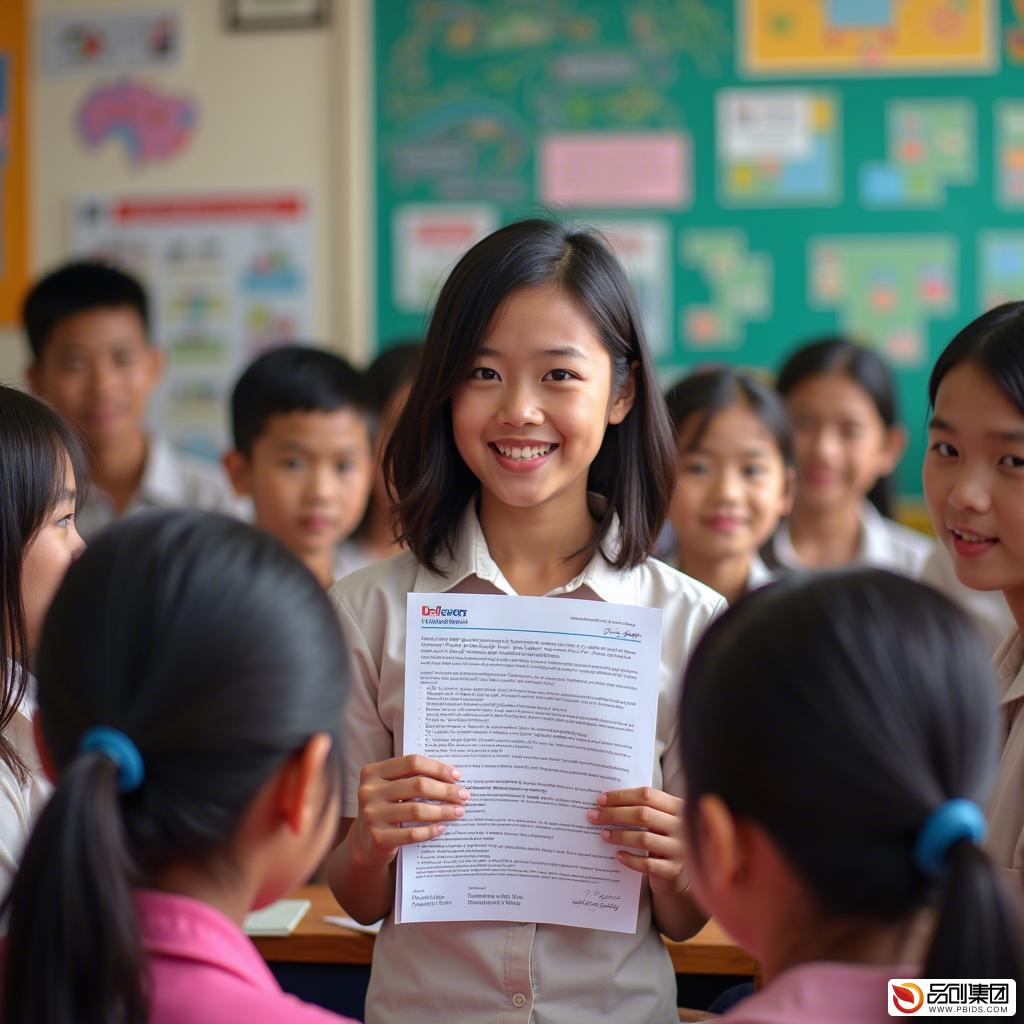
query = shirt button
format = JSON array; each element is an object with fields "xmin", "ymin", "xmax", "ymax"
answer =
[{"xmin": 512, "ymin": 993, "xmax": 527, "ymax": 1008}]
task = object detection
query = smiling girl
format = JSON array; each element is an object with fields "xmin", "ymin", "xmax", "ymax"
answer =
[
  {"xmin": 767, "ymin": 337, "xmax": 932, "ymax": 575},
  {"xmin": 326, "ymin": 220, "xmax": 724, "ymax": 1024},
  {"xmin": 923, "ymin": 301, "xmax": 1024, "ymax": 895}
]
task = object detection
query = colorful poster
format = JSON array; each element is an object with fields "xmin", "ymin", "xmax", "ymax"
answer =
[
  {"xmin": 590, "ymin": 220, "xmax": 672, "ymax": 355},
  {"xmin": 680, "ymin": 229, "xmax": 773, "ymax": 349},
  {"xmin": 39, "ymin": 9, "xmax": 182, "ymax": 75},
  {"xmin": 540, "ymin": 132, "xmax": 691, "ymax": 208},
  {"xmin": 860, "ymin": 99, "xmax": 975, "ymax": 207},
  {"xmin": 996, "ymin": 101, "xmax": 1024, "ymax": 208},
  {"xmin": 739, "ymin": 0, "xmax": 997, "ymax": 76},
  {"xmin": 72, "ymin": 191, "xmax": 314, "ymax": 460},
  {"xmin": 393, "ymin": 204, "xmax": 497, "ymax": 312},
  {"xmin": 76, "ymin": 79, "xmax": 196, "ymax": 165},
  {"xmin": 808, "ymin": 235, "xmax": 957, "ymax": 367},
  {"xmin": 717, "ymin": 89, "xmax": 840, "ymax": 206},
  {"xmin": 978, "ymin": 232, "xmax": 1024, "ymax": 310}
]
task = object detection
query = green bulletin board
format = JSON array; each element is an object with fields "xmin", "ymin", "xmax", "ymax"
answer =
[{"xmin": 374, "ymin": 0, "xmax": 1024, "ymax": 496}]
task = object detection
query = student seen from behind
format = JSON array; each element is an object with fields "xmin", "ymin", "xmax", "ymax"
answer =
[
  {"xmin": 225, "ymin": 345, "xmax": 375, "ymax": 588},
  {"xmin": 681, "ymin": 570, "xmax": 1023, "ymax": 1022},
  {"xmin": 23, "ymin": 260, "xmax": 239, "ymax": 539},
  {"xmin": 2, "ymin": 511, "xmax": 358, "ymax": 1024},
  {"xmin": 0, "ymin": 386, "xmax": 86, "ymax": 897}
]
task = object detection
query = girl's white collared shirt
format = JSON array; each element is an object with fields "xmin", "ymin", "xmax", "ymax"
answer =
[
  {"xmin": 330, "ymin": 500, "xmax": 724, "ymax": 1024},
  {"xmin": 767, "ymin": 500, "xmax": 933, "ymax": 577},
  {"xmin": 0, "ymin": 664, "xmax": 51, "ymax": 901}
]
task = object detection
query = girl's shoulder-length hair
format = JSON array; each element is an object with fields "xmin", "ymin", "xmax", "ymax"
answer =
[{"xmin": 384, "ymin": 218, "xmax": 675, "ymax": 575}]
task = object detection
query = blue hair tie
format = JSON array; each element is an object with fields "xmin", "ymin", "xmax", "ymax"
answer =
[
  {"xmin": 78, "ymin": 727, "xmax": 145, "ymax": 794},
  {"xmin": 914, "ymin": 798, "xmax": 986, "ymax": 878}
]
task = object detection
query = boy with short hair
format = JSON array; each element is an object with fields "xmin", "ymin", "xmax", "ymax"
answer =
[
  {"xmin": 224, "ymin": 345, "xmax": 375, "ymax": 588},
  {"xmin": 23, "ymin": 260, "xmax": 239, "ymax": 539}
]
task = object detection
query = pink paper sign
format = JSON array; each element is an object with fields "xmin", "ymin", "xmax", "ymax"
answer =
[{"xmin": 540, "ymin": 132, "xmax": 690, "ymax": 208}]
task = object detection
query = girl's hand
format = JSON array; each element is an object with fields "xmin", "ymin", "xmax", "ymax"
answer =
[
  {"xmin": 587, "ymin": 787, "xmax": 690, "ymax": 897},
  {"xmin": 349, "ymin": 754, "xmax": 470, "ymax": 868}
]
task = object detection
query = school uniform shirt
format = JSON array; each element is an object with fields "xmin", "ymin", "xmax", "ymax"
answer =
[
  {"xmin": 720, "ymin": 962, "xmax": 916, "ymax": 1024},
  {"xmin": 75, "ymin": 434, "xmax": 242, "ymax": 541},
  {"xmin": 766, "ymin": 501, "xmax": 933, "ymax": 577},
  {"xmin": 330, "ymin": 498, "xmax": 725, "ymax": 1024},
  {"xmin": 332, "ymin": 538, "xmax": 375, "ymax": 585},
  {"xmin": 137, "ymin": 890, "xmax": 355, "ymax": 1024},
  {"xmin": 0, "ymin": 666, "xmax": 51, "ymax": 903},
  {"xmin": 918, "ymin": 545, "xmax": 1015, "ymax": 654},
  {"xmin": 986, "ymin": 630, "xmax": 1024, "ymax": 895}
]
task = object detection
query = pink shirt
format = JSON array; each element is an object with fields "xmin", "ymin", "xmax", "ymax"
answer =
[
  {"xmin": 723, "ymin": 962, "xmax": 916, "ymax": 1023},
  {"xmin": 138, "ymin": 890, "xmax": 355, "ymax": 1024}
]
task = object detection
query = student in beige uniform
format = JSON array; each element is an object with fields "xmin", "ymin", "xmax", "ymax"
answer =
[
  {"xmin": 23, "ymin": 261, "xmax": 239, "ymax": 541},
  {"xmin": 663, "ymin": 368, "xmax": 794, "ymax": 605},
  {"xmin": 0, "ymin": 387, "xmax": 86, "ymax": 897},
  {"xmin": 922, "ymin": 300, "xmax": 1024, "ymax": 895},
  {"xmin": 766, "ymin": 337, "xmax": 933, "ymax": 576},
  {"xmin": 327, "ymin": 220, "xmax": 724, "ymax": 1024}
]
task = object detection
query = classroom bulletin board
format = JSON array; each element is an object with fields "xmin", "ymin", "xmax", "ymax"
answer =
[
  {"xmin": 374, "ymin": 0, "xmax": 1024, "ymax": 497},
  {"xmin": 0, "ymin": 0, "xmax": 29, "ymax": 325}
]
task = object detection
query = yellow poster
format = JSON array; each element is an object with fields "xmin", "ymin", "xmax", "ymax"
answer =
[{"xmin": 741, "ymin": 0, "xmax": 996, "ymax": 76}]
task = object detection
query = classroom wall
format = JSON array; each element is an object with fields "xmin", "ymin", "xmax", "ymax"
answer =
[{"xmin": 0, "ymin": 0, "xmax": 372, "ymax": 388}]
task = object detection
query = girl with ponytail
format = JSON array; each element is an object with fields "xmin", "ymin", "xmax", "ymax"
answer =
[
  {"xmin": 0, "ymin": 385, "xmax": 85, "ymax": 896},
  {"xmin": 2, "ymin": 510, "xmax": 358, "ymax": 1024},
  {"xmin": 679, "ymin": 570, "xmax": 1023, "ymax": 1021}
]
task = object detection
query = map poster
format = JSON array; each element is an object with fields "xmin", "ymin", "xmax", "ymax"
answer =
[{"xmin": 72, "ymin": 191, "xmax": 314, "ymax": 461}]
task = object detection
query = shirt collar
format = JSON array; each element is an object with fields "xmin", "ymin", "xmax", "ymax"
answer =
[
  {"xmin": 139, "ymin": 435, "xmax": 187, "ymax": 506},
  {"xmin": 773, "ymin": 502, "xmax": 880, "ymax": 569},
  {"xmin": 136, "ymin": 889, "xmax": 280, "ymax": 994},
  {"xmin": 412, "ymin": 495, "xmax": 638, "ymax": 605},
  {"xmin": 994, "ymin": 631, "xmax": 1024, "ymax": 706}
]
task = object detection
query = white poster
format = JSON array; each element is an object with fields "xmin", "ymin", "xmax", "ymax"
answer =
[
  {"xmin": 718, "ymin": 90, "xmax": 813, "ymax": 160},
  {"xmin": 399, "ymin": 592, "xmax": 663, "ymax": 933},
  {"xmin": 72, "ymin": 191, "xmax": 314, "ymax": 460}
]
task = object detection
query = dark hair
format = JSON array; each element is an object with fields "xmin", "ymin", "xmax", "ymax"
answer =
[
  {"xmin": 776, "ymin": 336, "xmax": 898, "ymax": 517},
  {"xmin": 0, "ymin": 386, "xmax": 86, "ymax": 783},
  {"xmin": 386, "ymin": 218, "xmax": 675, "ymax": 574},
  {"xmin": 681, "ymin": 569, "xmax": 1024, "ymax": 979},
  {"xmin": 22, "ymin": 261, "xmax": 150, "ymax": 362},
  {"xmin": 928, "ymin": 302, "xmax": 1024, "ymax": 414},
  {"xmin": 3, "ymin": 510, "xmax": 350, "ymax": 1024},
  {"xmin": 365, "ymin": 340, "xmax": 424, "ymax": 413},
  {"xmin": 230, "ymin": 344, "xmax": 369, "ymax": 455},
  {"xmin": 664, "ymin": 367, "xmax": 794, "ymax": 467}
]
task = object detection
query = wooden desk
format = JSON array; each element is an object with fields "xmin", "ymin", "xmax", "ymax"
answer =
[{"xmin": 254, "ymin": 886, "xmax": 759, "ymax": 977}]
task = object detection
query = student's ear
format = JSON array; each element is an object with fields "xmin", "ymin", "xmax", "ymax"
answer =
[
  {"xmin": 26, "ymin": 362, "xmax": 44, "ymax": 398},
  {"xmin": 780, "ymin": 465, "xmax": 797, "ymax": 517},
  {"xmin": 692, "ymin": 794, "xmax": 746, "ymax": 894},
  {"xmin": 32, "ymin": 715, "xmax": 57, "ymax": 785},
  {"xmin": 274, "ymin": 732, "xmax": 334, "ymax": 835},
  {"xmin": 223, "ymin": 449, "xmax": 253, "ymax": 498},
  {"xmin": 879, "ymin": 423, "xmax": 908, "ymax": 476},
  {"xmin": 608, "ymin": 361, "xmax": 638, "ymax": 425}
]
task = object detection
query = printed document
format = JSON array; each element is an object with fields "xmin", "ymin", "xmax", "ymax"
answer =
[{"xmin": 398, "ymin": 592, "xmax": 663, "ymax": 933}]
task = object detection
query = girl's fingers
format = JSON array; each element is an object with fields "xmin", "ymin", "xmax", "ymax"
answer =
[
  {"xmin": 600, "ymin": 828, "xmax": 675, "ymax": 856},
  {"xmin": 616, "ymin": 849, "xmax": 684, "ymax": 880},
  {"xmin": 385, "ymin": 775, "xmax": 470, "ymax": 805},
  {"xmin": 372, "ymin": 823, "xmax": 447, "ymax": 849},
  {"xmin": 588, "ymin": 804, "xmax": 677, "ymax": 833},
  {"xmin": 367, "ymin": 797, "xmax": 466, "ymax": 826},
  {"xmin": 373, "ymin": 754, "xmax": 461, "ymax": 784},
  {"xmin": 598, "ymin": 787, "xmax": 682, "ymax": 815}
]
